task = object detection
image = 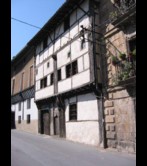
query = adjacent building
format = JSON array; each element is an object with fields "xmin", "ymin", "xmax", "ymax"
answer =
[{"xmin": 11, "ymin": 46, "xmax": 38, "ymax": 134}]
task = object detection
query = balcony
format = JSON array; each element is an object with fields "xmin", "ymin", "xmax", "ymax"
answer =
[
  {"xmin": 109, "ymin": 0, "xmax": 136, "ymax": 27},
  {"xmin": 111, "ymin": 50, "xmax": 136, "ymax": 86}
]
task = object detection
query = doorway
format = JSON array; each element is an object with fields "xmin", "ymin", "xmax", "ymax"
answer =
[{"xmin": 41, "ymin": 110, "xmax": 50, "ymax": 135}]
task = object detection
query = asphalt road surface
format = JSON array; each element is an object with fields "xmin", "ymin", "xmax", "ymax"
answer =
[{"xmin": 11, "ymin": 130, "xmax": 136, "ymax": 166}]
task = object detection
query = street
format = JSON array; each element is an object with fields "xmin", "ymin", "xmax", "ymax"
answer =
[{"xmin": 11, "ymin": 130, "xmax": 136, "ymax": 166}]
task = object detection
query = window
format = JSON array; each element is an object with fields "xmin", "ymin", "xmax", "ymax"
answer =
[
  {"xmin": 66, "ymin": 64, "xmax": 71, "ymax": 78},
  {"xmin": 12, "ymin": 79, "xmax": 15, "ymax": 95},
  {"xmin": 47, "ymin": 62, "xmax": 50, "ymax": 68},
  {"xmin": 27, "ymin": 99, "xmax": 31, "ymax": 109},
  {"xmin": 29, "ymin": 66, "xmax": 33, "ymax": 86},
  {"xmin": 81, "ymin": 39, "xmax": 86, "ymax": 50},
  {"xmin": 50, "ymin": 73, "xmax": 54, "ymax": 85},
  {"xmin": 58, "ymin": 69, "xmax": 61, "ymax": 81},
  {"xmin": 72, "ymin": 61, "xmax": 78, "ymax": 75},
  {"xmin": 64, "ymin": 16, "xmax": 70, "ymax": 32},
  {"xmin": 21, "ymin": 72, "xmax": 24, "ymax": 90},
  {"xmin": 129, "ymin": 38, "xmax": 136, "ymax": 52},
  {"xmin": 27, "ymin": 114, "xmax": 31, "ymax": 124},
  {"xmin": 18, "ymin": 102, "xmax": 21, "ymax": 111},
  {"xmin": 43, "ymin": 37, "xmax": 48, "ymax": 50},
  {"xmin": 67, "ymin": 51, "xmax": 71, "ymax": 58},
  {"xmin": 66, "ymin": 60, "xmax": 78, "ymax": 78},
  {"xmin": 69, "ymin": 104, "xmax": 77, "ymax": 121},
  {"xmin": 40, "ymin": 77, "xmax": 47, "ymax": 89},
  {"xmin": 18, "ymin": 116, "xmax": 21, "ymax": 124}
]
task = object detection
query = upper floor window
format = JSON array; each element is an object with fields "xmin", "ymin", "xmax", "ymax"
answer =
[
  {"xmin": 81, "ymin": 39, "xmax": 86, "ymax": 50},
  {"xmin": 64, "ymin": 16, "xmax": 70, "ymax": 32},
  {"xmin": 47, "ymin": 62, "xmax": 50, "ymax": 68},
  {"xmin": 40, "ymin": 77, "xmax": 47, "ymax": 89},
  {"xmin": 50, "ymin": 73, "xmax": 54, "ymax": 85},
  {"xmin": 43, "ymin": 37, "xmax": 48, "ymax": 50},
  {"xmin": 27, "ymin": 99, "xmax": 31, "ymax": 109},
  {"xmin": 58, "ymin": 69, "xmax": 61, "ymax": 81},
  {"xmin": 69, "ymin": 103, "xmax": 77, "ymax": 121},
  {"xmin": 18, "ymin": 102, "xmax": 21, "ymax": 111},
  {"xmin": 29, "ymin": 66, "xmax": 33, "ymax": 87},
  {"xmin": 66, "ymin": 60, "xmax": 78, "ymax": 78}
]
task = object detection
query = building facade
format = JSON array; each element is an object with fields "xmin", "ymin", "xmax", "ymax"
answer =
[
  {"xmin": 28, "ymin": 0, "xmax": 104, "ymax": 147},
  {"xmin": 11, "ymin": 46, "xmax": 38, "ymax": 134}
]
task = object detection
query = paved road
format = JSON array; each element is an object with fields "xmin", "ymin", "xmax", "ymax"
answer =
[{"xmin": 11, "ymin": 130, "xmax": 136, "ymax": 166}]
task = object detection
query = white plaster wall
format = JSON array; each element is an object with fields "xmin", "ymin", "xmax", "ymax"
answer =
[
  {"xmin": 57, "ymin": 45, "xmax": 71, "ymax": 68},
  {"xmin": 61, "ymin": 30, "xmax": 70, "ymax": 47},
  {"xmin": 72, "ymin": 69, "xmax": 90, "ymax": 88},
  {"xmin": 39, "ymin": 52, "xmax": 44, "ymax": 64},
  {"xmin": 35, "ymin": 81, "xmax": 40, "ymax": 91},
  {"xmin": 70, "ymin": 23, "xmax": 79, "ymax": 39},
  {"xmin": 23, "ymin": 98, "xmax": 38, "ymax": 120},
  {"xmin": 78, "ymin": 93, "xmax": 98, "ymax": 120},
  {"xmin": 35, "ymin": 86, "xmax": 54, "ymax": 100},
  {"xmin": 49, "ymin": 44, "xmax": 54, "ymax": 56},
  {"xmin": 36, "ymin": 55, "xmax": 40, "ymax": 66},
  {"xmin": 43, "ymin": 58, "xmax": 54, "ymax": 76},
  {"xmin": 58, "ymin": 78, "xmax": 71, "ymax": 93},
  {"xmin": 36, "ymin": 64, "xmax": 43, "ymax": 81},
  {"xmin": 84, "ymin": 53, "xmax": 90, "ymax": 70},
  {"xmin": 43, "ymin": 48, "xmax": 49, "ymax": 61},
  {"xmin": 78, "ymin": 57, "xmax": 84, "ymax": 72},
  {"xmin": 54, "ymin": 38, "xmax": 61, "ymax": 52},
  {"xmin": 66, "ymin": 121, "xmax": 99, "ymax": 146}
]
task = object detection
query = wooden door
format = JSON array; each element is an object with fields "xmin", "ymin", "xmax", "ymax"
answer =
[{"xmin": 41, "ymin": 110, "xmax": 50, "ymax": 135}]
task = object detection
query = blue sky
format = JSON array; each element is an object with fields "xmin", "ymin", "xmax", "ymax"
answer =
[{"xmin": 11, "ymin": 0, "xmax": 66, "ymax": 58}]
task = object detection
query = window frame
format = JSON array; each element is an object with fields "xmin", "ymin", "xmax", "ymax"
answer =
[
  {"xmin": 58, "ymin": 69, "xmax": 62, "ymax": 81},
  {"xmin": 69, "ymin": 103, "xmax": 77, "ymax": 121}
]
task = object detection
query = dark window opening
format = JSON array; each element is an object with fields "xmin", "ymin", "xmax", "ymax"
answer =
[
  {"xmin": 27, "ymin": 115, "xmax": 31, "ymax": 124},
  {"xmin": 58, "ymin": 69, "xmax": 61, "ymax": 81},
  {"xmin": 43, "ymin": 37, "xmax": 48, "ymax": 50},
  {"xmin": 27, "ymin": 99, "xmax": 31, "ymax": 109},
  {"xmin": 50, "ymin": 73, "xmax": 54, "ymax": 85},
  {"xmin": 69, "ymin": 104, "xmax": 77, "ymax": 121},
  {"xmin": 67, "ymin": 51, "xmax": 71, "ymax": 58},
  {"xmin": 40, "ymin": 77, "xmax": 47, "ymax": 89},
  {"xmin": 18, "ymin": 116, "xmax": 21, "ymax": 124},
  {"xmin": 129, "ymin": 38, "xmax": 136, "ymax": 52},
  {"xmin": 47, "ymin": 62, "xmax": 50, "ymax": 68},
  {"xmin": 64, "ymin": 16, "xmax": 70, "ymax": 32},
  {"xmin": 81, "ymin": 39, "xmax": 86, "ymax": 50},
  {"xmin": 19, "ymin": 102, "xmax": 21, "ymax": 111},
  {"xmin": 66, "ymin": 64, "xmax": 71, "ymax": 78},
  {"xmin": 72, "ymin": 61, "xmax": 78, "ymax": 75}
]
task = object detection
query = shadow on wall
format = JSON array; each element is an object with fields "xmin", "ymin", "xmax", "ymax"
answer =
[{"xmin": 11, "ymin": 111, "xmax": 16, "ymax": 129}]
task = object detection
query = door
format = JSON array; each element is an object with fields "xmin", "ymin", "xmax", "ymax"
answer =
[
  {"xmin": 41, "ymin": 110, "xmax": 50, "ymax": 135},
  {"xmin": 54, "ymin": 115, "xmax": 60, "ymax": 135}
]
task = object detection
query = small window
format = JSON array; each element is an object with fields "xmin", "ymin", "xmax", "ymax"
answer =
[
  {"xmin": 64, "ymin": 16, "xmax": 70, "ymax": 32},
  {"xmin": 40, "ymin": 77, "xmax": 47, "ymax": 89},
  {"xmin": 18, "ymin": 102, "xmax": 21, "ymax": 111},
  {"xmin": 81, "ymin": 39, "xmax": 86, "ymax": 50},
  {"xmin": 50, "ymin": 73, "xmax": 54, "ymax": 85},
  {"xmin": 18, "ymin": 116, "xmax": 21, "ymax": 124},
  {"xmin": 69, "ymin": 104, "xmax": 77, "ymax": 121},
  {"xmin": 67, "ymin": 51, "xmax": 71, "ymax": 58},
  {"xmin": 27, "ymin": 115, "xmax": 31, "ymax": 124},
  {"xmin": 58, "ymin": 69, "xmax": 61, "ymax": 81},
  {"xmin": 129, "ymin": 38, "xmax": 136, "ymax": 52},
  {"xmin": 72, "ymin": 61, "xmax": 78, "ymax": 76},
  {"xmin": 43, "ymin": 37, "xmax": 48, "ymax": 50},
  {"xmin": 27, "ymin": 99, "xmax": 31, "ymax": 109},
  {"xmin": 47, "ymin": 62, "xmax": 50, "ymax": 68},
  {"xmin": 66, "ymin": 64, "xmax": 71, "ymax": 78}
]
